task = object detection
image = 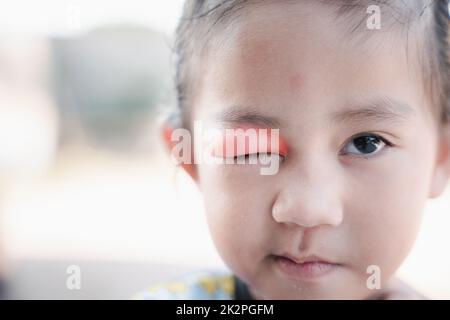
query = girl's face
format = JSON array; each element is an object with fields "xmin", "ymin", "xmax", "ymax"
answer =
[{"xmin": 179, "ymin": 2, "xmax": 450, "ymax": 299}]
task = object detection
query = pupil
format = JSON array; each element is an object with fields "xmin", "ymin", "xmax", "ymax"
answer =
[{"xmin": 354, "ymin": 136, "xmax": 379, "ymax": 154}]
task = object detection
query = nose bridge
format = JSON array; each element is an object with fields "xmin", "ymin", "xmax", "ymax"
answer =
[{"xmin": 272, "ymin": 155, "xmax": 344, "ymax": 228}]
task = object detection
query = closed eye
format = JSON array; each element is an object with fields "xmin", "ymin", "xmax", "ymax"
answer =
[{"xmin": 233, "ymin": 152, "xmax": 286, "ymax": 164}]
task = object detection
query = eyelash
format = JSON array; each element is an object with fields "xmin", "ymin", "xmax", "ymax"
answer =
[
  {"xmin": 233, "ymin": 152, "xmax": 286, "ymax": 162},
  {"xmin": 340, "ymin": 132, "xmax": 394, "ymax": 159}
]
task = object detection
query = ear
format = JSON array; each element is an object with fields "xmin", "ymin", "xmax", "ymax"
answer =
[
  {"xmin": 160, "ymin": 115, "xmax": 198, "ymax": 182},
  {"xmin": 429, "ymin": 124, "xmax": 450, "ymax": 199}
]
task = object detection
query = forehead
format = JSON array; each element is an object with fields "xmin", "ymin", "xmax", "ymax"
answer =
[{"xmin": 192, "ymin": 1, "xmax": 430, "ymax": 127}]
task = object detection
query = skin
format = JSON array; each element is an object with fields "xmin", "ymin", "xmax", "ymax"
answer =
[{"xmin": 163, "ymin": 2, "xmax": 450, "ymax": 299}]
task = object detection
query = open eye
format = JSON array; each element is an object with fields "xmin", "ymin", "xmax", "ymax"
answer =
[{"xmin": 341, "ymin": 133, "xmax": 392, "ymax": 158}]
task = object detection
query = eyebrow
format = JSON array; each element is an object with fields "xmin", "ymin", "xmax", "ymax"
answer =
[
  {"xmin": 213, "ymin": 95, "xmax": 415, "ymax": 128},
  {"xmin": 330, "ymin": 96, "xmax": 416, "ymax": 125},
  {"xmin": 214, "ymin": 106, "xmax": 283, "ymax": 128}
]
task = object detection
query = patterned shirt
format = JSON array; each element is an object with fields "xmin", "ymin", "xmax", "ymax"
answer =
[{"xmin": 133, "ymin": 270, "xmax": 254, "ymax": 300}]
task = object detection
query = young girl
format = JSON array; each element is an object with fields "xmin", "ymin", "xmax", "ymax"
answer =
[{"xmin": 137, "ymin": 0, "xmax": 450, "ymax": 299}]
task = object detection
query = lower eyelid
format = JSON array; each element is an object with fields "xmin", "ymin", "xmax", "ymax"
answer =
[{"xmin": 341, "ymin": 143, "xmax": 391, "ymax": 160}]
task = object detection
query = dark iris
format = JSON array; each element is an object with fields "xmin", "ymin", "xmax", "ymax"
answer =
[{"xmin": 353, "ymin": 135, "xmax": 382, "ymax": 154}]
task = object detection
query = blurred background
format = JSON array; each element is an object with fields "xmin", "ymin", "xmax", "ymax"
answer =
[{"xmin": 0, "ymin": 0, "xmax": 449, "ymax": 299}]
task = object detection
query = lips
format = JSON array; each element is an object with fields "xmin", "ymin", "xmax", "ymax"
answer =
[{"xmin": 273, "ymin": 254, "xmax": 340, "ymax": 280}]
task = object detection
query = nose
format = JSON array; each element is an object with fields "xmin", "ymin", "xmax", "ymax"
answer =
[{"xmin": 271, "ymin": 161, "xmax": 344, "ymax": 229}]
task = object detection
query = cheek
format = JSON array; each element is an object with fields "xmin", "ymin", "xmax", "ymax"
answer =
[
  {"xmin": 198, "ymin": 164, "xmax": 277, "ymax": 272},
  {"xmin": 345, "ymin": 142, "xmax": 435, "ymax": 279}
]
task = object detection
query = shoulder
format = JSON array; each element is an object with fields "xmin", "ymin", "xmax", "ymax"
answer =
[
  {"xmin": 132, "ymin": 270, "xmax": 236, "ymax": 300},
  {"xmin": 375, "ymin": 278, "xmax": 427, "ymax": 300}
]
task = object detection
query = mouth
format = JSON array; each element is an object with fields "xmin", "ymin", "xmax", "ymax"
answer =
[{"xmin": 272, "ymin": 254, "xmax": 341, "ymax": 281}]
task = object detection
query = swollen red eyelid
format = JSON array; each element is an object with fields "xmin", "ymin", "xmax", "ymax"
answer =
[
  {"xmin": 274, "ymin": 136, "xmax": 289, "ymax": 156},
  {"xmin": 210, "ymin": 127, "xmax": 289, "ymax": 157}
]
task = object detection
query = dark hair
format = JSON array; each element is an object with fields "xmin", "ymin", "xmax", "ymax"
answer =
[
  {"xmin": 174, "ymin": 0, "xmax": 450, "ymax": 126},
  {"xmin": 435, "ymin": 0, "xmax": 450, "ymax": 122}
]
